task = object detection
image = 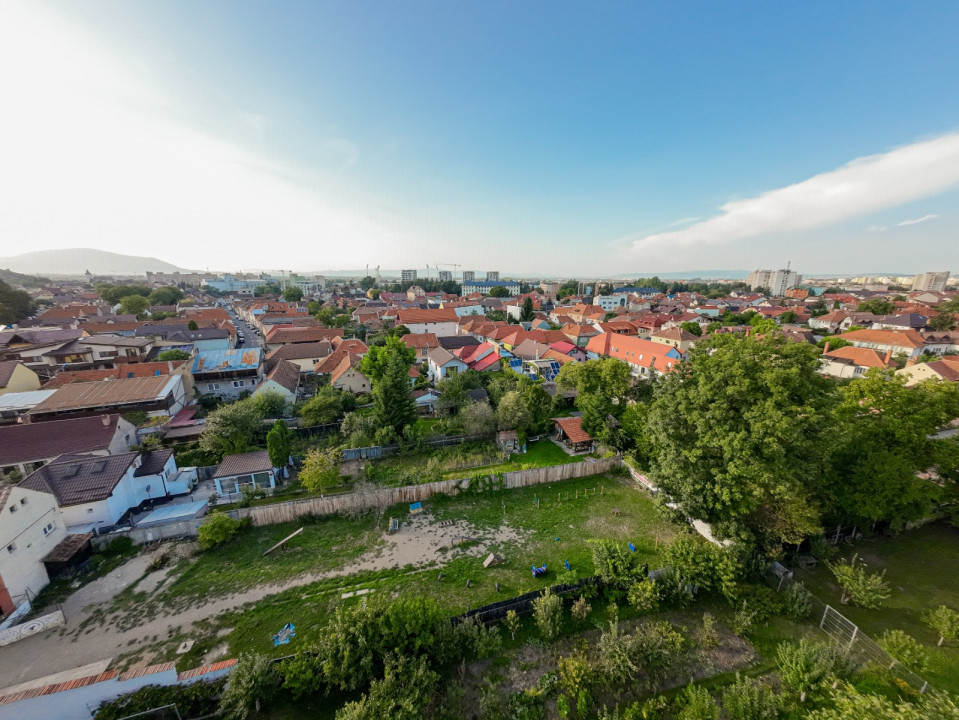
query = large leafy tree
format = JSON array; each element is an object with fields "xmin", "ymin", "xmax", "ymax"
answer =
[
  {"xmin": 119, "ymin": 294, "xmax": 150, "ymax": 315},
  {"xmin": 557, "ymin": 357, "xmax": 634, "ymax": 447},
  {"xmin": 823, "ymin": 370, "xmax": 959, "ymax": 529},
  {"xmin": 372, "ymin": 345, "xmax": 417, "ymax": 434},
  {"xmin": 282, "ymin": 286, "xmax": 304, "ymax": 302},
  {"xmin": 645, "ymin": 333, "xmax": 832, "ymax": 548},
  {"xmin": 0, "ymin": 280, "xmax": 35, "ymax": 324},
  {"xmin": 856, "ymin": 298, "xmax": 896, "ymax": 315},
  {"xmin": 266, "ymin": 419, "xmax": 292, "ymax": 469},
  {"xmin": 148, "ymin": 286, "xmax": 184, "ymax": 305},
  {"xmin": 299, "ymin": 386, "xmax": 354, "ymax": 426},
  {"xmin": 360, "ymin": 335, "xmax": 416, "ymax": 384},
  {"xmin": 200, "ymin": 400, "xmax": 264, "ymax": 458},
  {"xmin": 299, "ymin": 448, "xmax": 340, "ymax": 496},
  {"xmin": 520, "ymin": 296, "xmax": 535, "ymax": 322}
]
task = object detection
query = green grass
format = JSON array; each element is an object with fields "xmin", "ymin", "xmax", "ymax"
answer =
[
  {"xmin": 208, "ymin": 473, "xmax": 679, "ymax": 658},
  {"xmin": 793, "ymin": 522, "xmax": 959, "ymax": 693},
  {"xmin": 462, "ymin": 438, "xmax": 585, "ymax": 477},
  {"xmin": 160, "ymin": 513, "xmax": 383, "ymax": 602}
]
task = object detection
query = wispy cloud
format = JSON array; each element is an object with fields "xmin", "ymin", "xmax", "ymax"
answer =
[
  {"xmin": 666, "ymin": 216, "xmax": 700, "ymax": 228},
  {"xmin": 631, "ymin": 133, "xmax": 959, "ymax": 252},
  {"xmin": 897, "ymin": 214, "xmax": 939, "ymax": 227}
]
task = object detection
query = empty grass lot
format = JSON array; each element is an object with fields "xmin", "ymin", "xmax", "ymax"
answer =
[
  {"xmin": 793, "ymin": 522, "xmax": 959, "ymax": 694},
  {"xmin": 204, "ymin": 473, "xmax": 679, "ymax": 657}
]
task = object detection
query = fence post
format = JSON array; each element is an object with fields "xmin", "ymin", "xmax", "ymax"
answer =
[
  {"xmin": 847, "ymin": 624, "xmax": 858, "ymax": 652},
  {"xmin": 820, "ymin": 605, "xmax": 830, "ymax": 630}
]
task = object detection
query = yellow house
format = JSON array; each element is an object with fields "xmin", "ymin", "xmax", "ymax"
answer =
[{"xmin": 0, "ymin": 361, "xmax": 41, "ymax": 397}]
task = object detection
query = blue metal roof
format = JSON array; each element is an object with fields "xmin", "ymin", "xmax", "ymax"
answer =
[
  {"xmin": 464, "ymin": 280, "xmax": 521, "ymax": 288},
  {"xmin": 191, "ymin": 347, "xmax": 262, "ymax": 373}
]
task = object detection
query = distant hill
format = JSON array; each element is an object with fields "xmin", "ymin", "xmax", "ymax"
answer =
[
  {"xmin": 0, "ymin": 249, "xmax": 186, "ymax": 276},
  {"xmin": 0, "ymin": 268, "xmax": 49, "ymax": 287}
]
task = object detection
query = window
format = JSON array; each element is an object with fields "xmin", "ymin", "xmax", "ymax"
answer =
[
  {"xmin": 43, "ymin": 523, "xmax": 55, "ymax": 536},
  {"xmin": 209, "ymin": 383, "xmax": 220, "ymax": 390},
  {"xmin": 233, "ymin": 380, "xmax": 245, "ymax": 388},
  {"xmin": 20, "ymin": 497, "xmax": 27, "ymax": 505},
  {"xmin": 8, "ymin": 505, "xmax": 16, "ymax": 514}
]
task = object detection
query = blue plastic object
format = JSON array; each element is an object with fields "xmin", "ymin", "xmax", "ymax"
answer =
[
  {"xmin": 564, "ymin": 559, "xmax": 571, "ymax": 571},
  {"xmin": 532, "ymin": 563, "xmax": 548, "ymax": 577},
  {"xmin": 628, "ymin": 542, "xmax": 636, "ymax": 552},
  {"xmin": 272, "ymin": 622, "xmax": 296, "ymax": 646}
]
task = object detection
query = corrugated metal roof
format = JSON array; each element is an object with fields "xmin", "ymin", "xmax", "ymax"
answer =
[
  {"xmin": 28, "ymin": 376, "xmax": 179, "ymax": 413},
  {"xmin": 191, "ymin": 348, "xmax": 262, "ymax": 373}
]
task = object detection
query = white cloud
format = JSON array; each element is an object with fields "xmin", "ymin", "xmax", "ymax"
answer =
[
  {"xmin": 666, "ymin": 216, "xmax": 700, "ymax": 228},
  {"xmin": 897, "ymin": 214, "xmax": 939, "ymax": 227},
  {"xmin": 631, "ymin": 133, "xmax": 959, "ymax": 253}
]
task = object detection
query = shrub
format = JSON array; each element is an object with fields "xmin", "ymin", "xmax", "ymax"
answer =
[
  {"xmin": 95, "ymin": 680, "xmax": 226, "ymax": 720},
  {"xmin": 627, "ymin": 579, "xmax": 660, "ymax": 614},
  {"xmin": 877, "ymin": 629, "xmax": 929, "ymax": 673},
  {"xmin": 458, "ymin": 616, "xmax": 503, "ymax": 658},
  {"xmin": 698, "ymin": 613, "xmax": 719, "ymax": 650},
  {"xmin": 197, "ymin": 512, "xmax": 242, "ymax": 550},
  {"xmin": 654, "ymin": 568, "xmax": 693, "ymax": 609},
  {"xmin": 503, "ymin": 608, "xmax": 521, "ymax": 640},
  {"xmin": 219, "ymin": 653, "xmax": 280, "ymax": 719},
  {"xmin": 532, "ymin": 588, "xmax": 563, "ymax": 641},
  {"xmin": 732, "ymin": 601, "xmax": 758, "ymax": 637},
  {"xmin": 592, "ymin": 540, "xmax": 643, "ymax": 586},
  {"xmin": 923, "ymin": 605, "xmax": 959, "ymax": 647},
  {"xmin": 571, "ymin": 595, "xmax": 592, "ymax": 622},
  {"xmin": 101, "ymin": 536, "xmax": 135, "ymax": 558},
  {"xmin": 783, "ymin": 582, "xmax": 815, "ymax": 621},
  {"xmin": 675, "ymin": 683, "xmax": 718, "ymax": 720},
  {"xmin": 827, "ymin": 555, "xmax": 891, "ymax": 609},
  {"xmin": 721, "ymin": 674, "xmax": 780, "ymax": 720},
  {"xmin": 776, "ymin": 640, "xmax": 843, "ymax": 703}
]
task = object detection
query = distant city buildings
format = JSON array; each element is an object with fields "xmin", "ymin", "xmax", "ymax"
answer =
[
  {"xmin": 746, "ymin": 268, "xmax": 802, "ymax": 296},
  {"xmin": 462, "ymin": 280, "xmax": 520, "ymax": 296},
  {"xmin": 912, "ymin": 271, "xmax": 950, "ymax": 292},
  {"xmin": 486, "ymin": 271, "xmax": 500, "ymax": 282},
  {"xmin": 438, "ymin": 270, "xmax": 453, "ymax": 282},
  {"xmin": 462, "ymin": 271, "xmax": 475, "ymax": 283},
  {"xmin": 401, "ymin": 269, "xmax": 418, "ymax": 283}
]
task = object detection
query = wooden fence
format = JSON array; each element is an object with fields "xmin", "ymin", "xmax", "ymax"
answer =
[{"xmin": 237, "ymin": 456, "xmax": 622, "ymax": 527}]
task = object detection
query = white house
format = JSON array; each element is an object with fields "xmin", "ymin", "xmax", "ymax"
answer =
[
  {"xmin": 19, "ymin": 452, "xmax": 178, "ymax": 530},
  {"xmin": 396, "ymin": 309, "xmax": 460, "ymax": 337},
  {"xmin": 427, "ymin": 347, "xmax": 468, "ymax": 383},
  {"xmin": 0, "ymin": 484, "xmax": 66, "ymax": 616}
]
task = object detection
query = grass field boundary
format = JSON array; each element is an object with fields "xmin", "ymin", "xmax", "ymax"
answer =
[
  {"xmin": 236, "ymin": 456, "xmax": 622, "ymax": 526},
  {"xmin": 765, "ymin": 565, "xmax": 932, "ymax": 694}
]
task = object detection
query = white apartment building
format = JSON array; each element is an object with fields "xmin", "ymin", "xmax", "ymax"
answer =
[
  {"xmin": 486, "ymin": 271, "xmax": 500, "ymax": 282},
  {"xmin": 401, "ymin": 269, "xmax": 417, "ymax": 283},
  {"xmin": 912, "ymin": 271, "xmax": 950, "ymax": 292},
  {"xmin": 462, "ymin": 271, "xmax": 475, "ymax": 283},
  {"xmin": 746, "ymin": 268, "xmax": 802, "ymax": 296}
]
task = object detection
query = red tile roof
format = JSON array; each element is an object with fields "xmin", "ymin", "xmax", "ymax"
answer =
[
  {"xmin": 841, "ymin": 328, "xmax": 925, "ymax": 349},
  {"xmin": 554, "ymin": 416, "xmax": 592, "ymax": 444}
]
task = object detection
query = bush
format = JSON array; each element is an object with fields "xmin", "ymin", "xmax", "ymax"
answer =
[
  {"xmin": 101, "ymin": 536, "xmax": 135, "ymax": 558},
  {"xmin": 197, "ymin": 512, "xmax": 242, "ymax": 550},
  {"xmin": 219, "ymin": 653, "xmax": 280, "ymax": 719},
  {"xmin": 721, "ymin": 674, "xmax": 780, "ymax": 720},
  {"xmin": 877, "ymin": 629, "xmax": 929, "ymax": 673},
  {"xmin": 783, "ymin": 582, "xmax": 815, "ymax": 621},
  {"xmin": 827, "ymin": 554, "xmax": 891, "ymax": 609},
  {"xmin": 627, "ymin": 579, "xmax": 660, "ymax": 614},
  {"xmin": 675, "ymin": 683, "xmax": 718, "ymax": 720},
  {"xmin": 654, "ymin": 568, "xmax": 694, "ymax": 609},
  {"xmin": 571, "ymin": 595, "xmax": 592, "ymax": 622},
  {"xmin": 532, "ymin": 588, "xmax": 564, "ymax": 641},
  {"xmin": 698, "ymin": 613, "xmax": 719, "ymax": 650},
  {"xmin": 94, "ymin": 679, "xmax": 226, "ymax": 720}
]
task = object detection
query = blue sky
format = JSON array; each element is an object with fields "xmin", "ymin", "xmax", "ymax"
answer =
[{"xmin": 1, "ymin": 1, "xmax": 958, "ymax": 276}]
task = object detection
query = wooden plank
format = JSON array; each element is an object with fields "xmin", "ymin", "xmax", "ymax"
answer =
[{"xmin": 262, "ymin": 527, "xmax": 304, "ymax": 556}]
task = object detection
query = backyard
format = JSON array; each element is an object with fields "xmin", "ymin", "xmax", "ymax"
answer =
[{"xmin": 793, "ymin": 521, "xmax": 959, "ymax": 693}]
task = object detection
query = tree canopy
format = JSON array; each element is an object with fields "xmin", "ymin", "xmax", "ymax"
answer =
[
  {"xmin": 283, "ymin": 286, "xmax": 304, "ymax": 302},
  {"xmin": 360, "ymin": 336, "xmax": 416, "ymax": 385},
  {"xmin": 487, "ymin": 286, "xmax": 511, "ymax": 298}
]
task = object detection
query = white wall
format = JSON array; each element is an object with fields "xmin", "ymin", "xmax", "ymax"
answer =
[{"xmin": 0, "ymin": 487, "xmax": 65, "ymax": 608}]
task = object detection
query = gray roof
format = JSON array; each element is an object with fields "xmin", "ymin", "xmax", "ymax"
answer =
[
  {"xmin": 20, "ymin": 452, "xmax": 139, "ymax": 506},
  {"xmin": 134, "ymin": 448, "xmax": 174, "ymax": 477},
  {"xmin": 0, "ymin": 414, "xmax": 127, "ymax": 466}
]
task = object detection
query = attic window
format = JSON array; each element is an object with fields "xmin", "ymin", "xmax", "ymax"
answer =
[
  {"xmin": 8, "ymin": 505, "xmax": 16, "ymax": 514},
  {"xmin": 20, "ymin": 497, "xmax": 27, "ymax": 505},
  {"xmin": 91, "ymin": 460, "xmax": 108, "ymax": 474}
]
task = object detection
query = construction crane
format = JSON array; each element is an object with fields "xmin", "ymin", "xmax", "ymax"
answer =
[{"xmin": 435, "ymin": 262, "xmax": 462, "ymax": 279}]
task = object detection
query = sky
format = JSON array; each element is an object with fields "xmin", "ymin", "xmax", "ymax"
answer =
[{"xmin": 1, "ymin": 1, "xmax": 958, "ymax": 277}]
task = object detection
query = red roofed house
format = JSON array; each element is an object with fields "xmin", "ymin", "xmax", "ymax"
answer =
[
  {"xmin": 841, "ymin": 328, "xmax": 927, "ymax": 360},
  {"xmin": 819, "ymin": 345, "xmax": 894, "ymax": 379},
  {"xmin": 586, "ymin": 332, "xmax": 685, "ymax": 377},
  {"xmin": 395, "ymin": 309, "xmax": 459, "ymax": 337}
]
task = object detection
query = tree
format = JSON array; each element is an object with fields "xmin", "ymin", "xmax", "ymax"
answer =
[
  {"xmin": 299, "ymin": 386, "xmax": 353, "ymax": 425},
  {"xmin": 592, "ymin": 539, "xmax": 643, "ymax": 585},
  {"xmin": 372, "ymin": 347, "xmax": 417, "ymax": 435},
  {"xmin": 776, "ymin": 640, "xmax": 837, "ymax": 703},
  {"xmin": 461, "ymin": 400, "xmax": 496, "ymax": 436},
  {"xmin": 254, "ymin": 282, "xmax": 282, "ymax": 296},
  {"xmin": 930, "ymin": 312, "xmax": 958, "ymax": 331},
  {"xmin": 299, "ymin": 448, "xmax": 340, "ymax": 496},
  {"xmin": 808, "ymin": 683, "xmax": 959, "ymax": 720},
  {"xmin": 488, "ymin": 285, "xmax": 511, "ymax": 298},
  {"xmin": 266, "ymin": 419, "xmax": 292, "ymax": 469},
  {"xmin": 249, "ymin": 389, "xmax": 287, "ymax": 419},
  {"xmin": 282, "ymin": 286, "xmax": 304, "ymax": 302},
  {"xmin": 187, "ymin": 319, "xmax": 199, "ymax": 331},
  {"xmin": 335, "ymin": 655, "xmax": 440, "ymax": 720},
  {"xmin": 496, "ymin": 390, "xmax": 531, "ymax": 432},
  {"xmin": 200, "ymin": 400, "xmax": 264, "ymax": 458},
  {"xmin": 218, "ymin": 652, "xmax": 280, "ymax": 719},
  {"xmin": 923, "ymin": 605, "xmax": 959, "ymax": 646},
  {"xmin": 646, "ymin": 333, "xmax": 831, "ymax": 548},
  {"xmin": 520, "ymin": 296, "xmax": 535, "ymax": 322},
  {"xmin": 148, "ymin": 286, "xmax": 184, "ymax": 305},
  {"xmin": 97, "ymin": 283, "xmax": 150, "ymax": 304},
  {"xmin": 680, "ymin": 321, "xmax": 702, "ymax": 336},
  {"xmin": 675, "ymin": 684, "xmax": 718, "ymax": 720},
  {"xmin": 558, "ymin": 357, "xmax": 633, "ymax": 447},
  {"xmin": 779, "ymin": 310, "xmax": 797, "ymax": 325},
  {"xmin": 156, "ymin": 349, "xmax": 190, "ymax": 361},
  {"xmin": 359, "ymin": 275, "xmax": 376, "ymax": 290},
  {"xmin": 856, "ymin": 298, "xmax": 896, "ymax": 315},
  {"xmin": 0, "ymin": 280, "xmax": 35, "ymax": 324},
  {"xmin": 817, "ymin": 336, "xmax": 851, "ymax": 351},
  {"xmin": 532, "ymin": 588, "xmax": 563, "ymax": 640},
  {"xmin": 571, "ymin": 595, "xmax": 592, "ymax": 622},
  {"xmin": 360, "ymin": 335, "xmax": 416, "ymax": 385},
  {"xmin": 197, "ymin": 512, "xmax": 242, "ymax": 550},
  {"xmin": 877, "ymin": 629, "xmax": 928, "ymax": 673},
  {"xmin": 824, "ymin": 370, "xmax": 959, "ymax": 529},
  {"xmin": 504, "ymin": 608, "xmax": 521, "ymax": 640},
  {"xmin": 827, "ymin": 555, "xmax": 890, "ymax": 608},
  {"xmin": 119, "ymin": 294, "xmax": 150, "ymax": 315}
]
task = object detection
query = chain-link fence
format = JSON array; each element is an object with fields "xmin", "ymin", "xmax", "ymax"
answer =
[{"xmin": 766, "ymin": 565, "xmax": 931, "ymax": 694}]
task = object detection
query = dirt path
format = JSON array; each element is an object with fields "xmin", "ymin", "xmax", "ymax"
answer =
[{"xmin": 0, "ymin": 512, "xmax": 526, "ymax": 690}]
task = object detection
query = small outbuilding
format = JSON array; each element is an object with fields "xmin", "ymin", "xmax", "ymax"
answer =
[
  {"xmin": 213, "ymin": 450, "xmax": 276, "ymax": 495},
  {"xmin": 552, "ymin": 416, "xmax": 594, "ymax": 454}
]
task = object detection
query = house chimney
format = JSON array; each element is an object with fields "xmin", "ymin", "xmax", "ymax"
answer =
[
  {"xmin": 745, "ymin": 328, "xmax": 751, "ymax": 337},
  {"xmin": 101, "ymin": 414, "xmax": 111, "ymax": 427},
  {"xmin": 884, "ymin": 349, "xmax": 892, "ymax": 366},
  {"xmin": 823, "ymin": 342, "xmax": 830, "ymax": 354},
  {"xmin": 906, "ymin": 356, "xmax": 917, "ymax": 367}
]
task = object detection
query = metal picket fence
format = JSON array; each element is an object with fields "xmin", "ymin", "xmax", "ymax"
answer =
[{"xmin": 766, "ymin": 566, "xmax": 931, "ymax": 694}]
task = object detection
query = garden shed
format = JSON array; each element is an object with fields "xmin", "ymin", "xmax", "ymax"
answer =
[{"xmin": 213, "ymin": 450, "xmax": 276, "ymax": 495}]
